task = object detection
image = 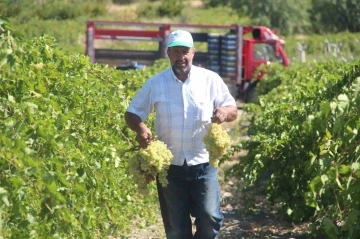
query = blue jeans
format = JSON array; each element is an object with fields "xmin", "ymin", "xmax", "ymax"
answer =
[{"xmin": 156, "ymin": 161, "xmax": 224, "ymax": 239}]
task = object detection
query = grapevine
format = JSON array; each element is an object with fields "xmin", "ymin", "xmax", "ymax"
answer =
[
  {"xmin": 128, "ymin": 139, "xmax": 173, "ymax": 195},
  {"xmin": 203, "ymin": 123, "xmax": 231, "ymax": 167}
]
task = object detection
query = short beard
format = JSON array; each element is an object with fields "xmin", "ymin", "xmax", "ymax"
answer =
[{"xmin": 171, "ymin": 64, "xmax": 191, "ymax": 75}]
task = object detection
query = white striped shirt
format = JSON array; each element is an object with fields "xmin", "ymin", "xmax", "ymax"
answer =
[{"xmin": 126, "ymin": 65, "xmax": 236, "ymax": 166}]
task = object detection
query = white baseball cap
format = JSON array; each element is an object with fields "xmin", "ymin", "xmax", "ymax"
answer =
[{"xmin": 167, "ymin": 30, "xmax": 194, "ymax": 48}]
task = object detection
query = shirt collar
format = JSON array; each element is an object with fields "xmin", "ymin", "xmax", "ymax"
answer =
[{"xmin": 169, "ymin": 67, "xmax": 192, "ymax": 83}]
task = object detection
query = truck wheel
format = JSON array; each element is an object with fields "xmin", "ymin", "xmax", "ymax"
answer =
[
  {"xmin": 225, "ymin": 81, "xmax": 238, "ymax": 99},
  {"xmin": 245, "ymin": 83, "xmax": 258, "ymax": 103}
]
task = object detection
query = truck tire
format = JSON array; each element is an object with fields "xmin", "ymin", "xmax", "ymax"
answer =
[
  {"xmin": 225, "ymin": 80, "xmax": 238, "ymax": 99},
  {"xmin": 245, "ymin": 82, "xmax": 258, "ymax": 103}
]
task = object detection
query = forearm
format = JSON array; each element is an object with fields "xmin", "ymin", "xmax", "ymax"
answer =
[
  {"xmin": 125, "ymin": 111, "xmax": 146, "ymax": 133},
  {"xmin": 125, "ymin": 111, "xmax": 152, "ymax": 147}
]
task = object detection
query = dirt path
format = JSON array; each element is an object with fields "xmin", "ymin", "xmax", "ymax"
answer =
[
  {"xmin": 218, "ymin": 102, "xmax": 310, "ymax": 239},
  {"xmin": 216, "ymin": 164, "xmax": 310, "ymax": 239},
  {"xmin": 125, "ymin": 103, "xmax": 310, "ymax": 239}
]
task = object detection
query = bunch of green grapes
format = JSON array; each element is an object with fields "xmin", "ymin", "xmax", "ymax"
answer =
[
  {"xmin": 203, "ymin": 123, "xmax": 231, "ymax": 167},
  {"xmin": 128, "ymin": 140, "xmax": 173, "ymax": 195}
]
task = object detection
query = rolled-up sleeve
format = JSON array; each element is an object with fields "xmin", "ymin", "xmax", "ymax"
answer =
[{"xmin": 214, "ymin": 75, "xmax": 236, "ymax": 108}]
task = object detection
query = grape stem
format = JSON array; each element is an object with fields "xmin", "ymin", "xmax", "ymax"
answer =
[{"xmin": 124, "ymin": 146, "xmax": 141, "ymax": 152}]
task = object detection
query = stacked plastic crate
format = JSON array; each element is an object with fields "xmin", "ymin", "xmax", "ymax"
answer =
[
  {"xmin": 207, "ymin": 33, "xmax": 221, "ymax": 75},
  {"xmin": 220, "ymin": 34, "xmax": 237, "ymax": 80}
]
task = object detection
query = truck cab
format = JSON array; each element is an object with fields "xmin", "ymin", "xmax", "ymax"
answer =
[
  {"xmin": 85, "ymin": 21, "xmax": 289, "ymax": 101},
  {"xmin": 244, "ymin": 39, "xmax": 289, "ymax": 77}
]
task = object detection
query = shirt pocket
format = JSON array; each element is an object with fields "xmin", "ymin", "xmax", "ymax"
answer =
[{"xmin": 189, "ymin": 86, "xmax": 213, "ymax": 120}]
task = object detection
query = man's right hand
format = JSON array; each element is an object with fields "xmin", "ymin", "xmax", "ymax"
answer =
[
  {"xmin": 124, "ymin": 112, "xmax": 153, "ymax": 148},
  {"xmin": 136, "ymin": 124, "xmax": 152, "ymax": 148},
  {"xmin": 146, "ymin": 175, "xmax": 155, "ymax": 184}
]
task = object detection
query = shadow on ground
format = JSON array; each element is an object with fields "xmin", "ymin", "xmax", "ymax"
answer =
[{"xmin": 217, "ymin": 173, "xmax": 311, "ymax": 239}]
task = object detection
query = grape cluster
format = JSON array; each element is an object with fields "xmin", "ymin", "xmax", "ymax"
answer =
[
  {"xmin": 203, "ymin": 123, "xmax": 231, "ymax": 167},
  {"xmin": 128, "ymin": 140, "xmax": 173, "ymax": 195}
]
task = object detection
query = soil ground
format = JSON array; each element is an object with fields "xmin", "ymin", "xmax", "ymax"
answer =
[{"xmin": 123, "ymin": 102, "xmax": 311, "ymax": 239}]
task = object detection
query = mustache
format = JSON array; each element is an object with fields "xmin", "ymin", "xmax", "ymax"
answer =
[{"xmin": 175, "ymin": 59, "xmax": 186, "ymax": 64}]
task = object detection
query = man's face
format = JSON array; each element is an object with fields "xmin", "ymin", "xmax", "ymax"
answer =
[{"xmin": 167, "ymin": 46, "xmax": 195, "ymax": 75}]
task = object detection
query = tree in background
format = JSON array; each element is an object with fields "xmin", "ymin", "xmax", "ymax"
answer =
[
  {"xmin": 204, "ymin": 0, "xmax": 359, "ymax": 35},
  {"xmin": 203, "ymin": 0, "xmax": 311, "ymax": 36},
  {"xmin": 0, "ymin": 0, "xmax": 108, "ymax": 21},
  {"xmin": 310, "ymin": 0, "xmax": 360, "ymax": 33},
  {"xmin": 204, "ymin": 0, "xmax": 231, "ymax": 7},
  {"xmin": 157, "ymin": 0, "xmax": 184, "ymax": 17},
  {"xmin": 231, "ymin": 0, "xmax": 313, "ymax": 36},
  {"xmin": 136, "ymin": 0, "xmax": 184, "ymax": 19}
]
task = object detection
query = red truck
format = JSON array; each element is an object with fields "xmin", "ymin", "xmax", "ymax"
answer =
[{"xmin": 85, "ymin": 21, "xmax": 289, "ymax": 102}]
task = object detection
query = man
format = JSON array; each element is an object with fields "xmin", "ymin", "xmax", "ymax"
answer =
[{"xmin": 125, "ymin": 29, "xmax": 238, "ymax": 239}]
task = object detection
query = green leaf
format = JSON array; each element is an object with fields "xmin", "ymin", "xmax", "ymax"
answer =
[
  {"xmin": 0, "ymin": 57, "xmax": 7, "ymax": 68},
  {"xmin": 0, "ymin": 187, "xmax": 9, "ymax": 207},
  {"xmin": 322, "ymin": 217, "xmax": 339, "ymax": 239},
  {"xmin": 321, "ymin": 174, "xmax": 329, "ymax": 185},
  {"xmin": 342, "ymin": 209, "xmax": 359, "ymax": 231},
  {"xmin": 325, "ymin": 130, "xmax": 332, "ymax": 139},
  {"xmin": 338, "ymin": 165, "xmax": 350, "ymax": 175},
  {"xmin": 338, "ymin": 94, "xmax": 349, "ymax": 102},
  {"xmin": 351, "ymin": 162, "xmax": 360, "ymax": 171},
  {"xmin": 27, "ymin": 214, "xmax": 35, "ymax": 224},
  {"xmin": 336, "ymin": 176, "xmax": 344, "ymax": 190},
  {"xmin": 310, "ymin": 176, "xmax": 322, "ymax": 193}
]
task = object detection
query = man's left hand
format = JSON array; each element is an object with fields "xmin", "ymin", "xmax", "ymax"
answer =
[{"xmin": 211, "ymin": 107, "xmax": 228, "ymax": 124}]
